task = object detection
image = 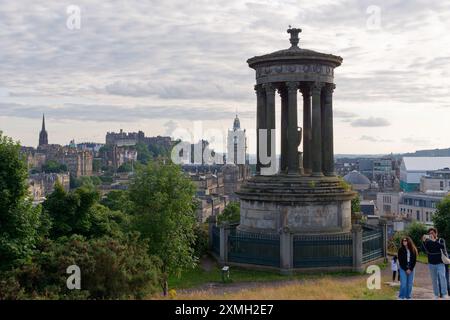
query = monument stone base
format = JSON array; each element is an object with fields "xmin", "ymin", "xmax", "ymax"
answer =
[{"xmin": 236, "ymin": 174, "xmax": 356, "ymax": 235}]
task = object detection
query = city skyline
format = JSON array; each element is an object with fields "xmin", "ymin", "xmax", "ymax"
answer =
[{"xmin": 1, "ymin": 0, "xmax": 450, "ymax": 154}]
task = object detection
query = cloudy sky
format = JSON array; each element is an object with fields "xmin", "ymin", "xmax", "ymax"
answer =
[{"xmin": 0, "ymin": 0, "xmax": 449, "ymax": 154}]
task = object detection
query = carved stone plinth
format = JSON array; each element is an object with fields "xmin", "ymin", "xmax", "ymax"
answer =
[{"xmin": 236, "ymin": 174, "xmax": 356, "ymax": 235}]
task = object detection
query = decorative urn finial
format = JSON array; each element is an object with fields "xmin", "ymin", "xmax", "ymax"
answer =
[{"xmin": 287, "ymin": 26, "xmax": 302, "ymax": 48}]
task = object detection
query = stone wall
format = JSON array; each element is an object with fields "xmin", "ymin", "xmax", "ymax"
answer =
[{"xmin": 239, "ymin": 199, "xmax": 351, "ymax": 234}]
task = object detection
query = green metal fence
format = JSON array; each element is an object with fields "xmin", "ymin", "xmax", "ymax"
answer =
[
  {"xmin": 293, "ymin": 233, "xmax": 353, "ymax": 268},
  {"xmin": 228, "ymin": 229, "xmax": 280, "ymax": 267},
  {"xmin": 212, "ymin": 225, "xmax": 220, "ymax": 256},
  {"xmin": 362, "ymin": 224, "xmax": 384, "ymax": 263}
]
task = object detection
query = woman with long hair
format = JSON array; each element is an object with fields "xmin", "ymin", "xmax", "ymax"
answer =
[{"xmin": 397, "ymin": 236, "xmax": 418, "ymax": 299}]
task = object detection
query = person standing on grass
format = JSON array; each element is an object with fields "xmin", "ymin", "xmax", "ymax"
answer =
[
  {"xmin": 391, "ymin": 256, "xmax": 400, "ymax": 282},
  {"xmin": 397, "ymin": 237, "xmax": 417, "ymax": 299},
  {"xmin": 422, "ymin": 227, "xmax": 449, "ymax": 299}
]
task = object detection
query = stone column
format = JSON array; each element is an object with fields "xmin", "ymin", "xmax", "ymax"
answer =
[
  {"xmin": 279, "ymin": 87, "xmax": 288, "ymax": 173},
  {"xmin": 300, "ymin": 84, "xmax": 312, "ymax": 175},
  {"xmin": 286, "ymin": 81, "xmax": 299, "ymax": 174},
  {"xmin": 279, "ymin": 227, "xmax": 293, "ymax": 275},
  {"xmin": 321, "ymin": 83, "xmax": 336, "ymax": 176},
  {"xmin": 311, "ymin": 82, "xmax": 323, "ymax": 177},
  {"xmin": 352, "ymin": 224, "xmax": 363, "ymax": 272},
  {"xmin": 255, "ymin": 85, "xmax": 266, "ymax": 174},
  {"xmin": 263, "ymin": 83, "xmax": 276, "ymax": 169},
  {"xmin": 208, "ymin": 215, "xmax": 217, "ymax": 251},
  {"xmin": 219, "ymin": 224, "xmax": 230, "ymax": 264},
  {"xmin": 379, "ymin": 219, "xmax": 388, "ymax": 261}
]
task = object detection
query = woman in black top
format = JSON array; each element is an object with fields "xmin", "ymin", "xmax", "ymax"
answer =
[{"xmin": 397, "ymin": 236, "xmax": 417, "ymax": 299}]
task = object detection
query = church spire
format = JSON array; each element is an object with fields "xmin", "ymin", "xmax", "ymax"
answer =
[
  {"xmin": 42, "ymin": 113, "xmax": 46, "ymax": 131},
  {"xmin": 39, "ymin": 113, "xmax": 48, "ymax": 147}
]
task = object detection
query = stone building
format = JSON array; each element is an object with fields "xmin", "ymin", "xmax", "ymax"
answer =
[
  {"xmin": 400, "ymin": 157, "xmax": 450, "ymax": 192},
  {"xmin": 28, "ymin": 172, "xmax": 70, "ymax": 204},
  {"xmin": 227, "ymin": 114, "xmax": 247, "ymax": 165},
  {"xmin": 188, "ymin": 170, "xmax": 228, "ymax": 222},
  {"xmin": 376, "ymin": 192, "xmax": 402, "ymax": 217},
  {"xmin": 21, "ymin": 117, "xmax": 93, "ymax": 178},
  {"xmin": 105, "ymin": 129, "xmax": 172, "ymax": 149},
  {"xmin": 46, "ymin": 147, "xmax": 93, "ymax": 177},
  {"xmin": 399, "ymin": 192, "xmax": 445, "ymax": 225},
  {"xmin": 420, "ymin": 168, "xmax": 450, "ymax": 193},
  {"xmin": 222, "ymin": 164, "xmax": 251, "ymax": 200}
]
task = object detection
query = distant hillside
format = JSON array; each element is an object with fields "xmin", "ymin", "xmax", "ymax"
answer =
[
  {"xmin": 334, "ymin": 147, "xmax": 450, "ymax": 160},
  {"xmin": 399, "ymin": 147, "xmax": 450, "ymax": 157}
]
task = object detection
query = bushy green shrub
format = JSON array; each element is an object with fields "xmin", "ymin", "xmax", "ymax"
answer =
[
  {"xmin": 432, "ymin": 196, "xmax": 450, "ymax": 241},
  {"xmin": 217, "ymin": 202, "xmax": 240, "ymax": 224},
  {"xmin": 389, "ymin": 221, "xmax": 428, "ymax": 253},
  {"xmin": 193, "ymin": 224, "xmax": 209, "ymax": 258},
  {"xmin": 8, "ymin": 233, "xmax": 161, "ymax": 300}
]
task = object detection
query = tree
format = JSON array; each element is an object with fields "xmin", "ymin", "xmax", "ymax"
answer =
[
  {"xmin": 351, "ymin": 197, "xmax": 361, "ymax": 214},
  {"xmin": 406, "ymin": 221, "xmax": 428, "ymax": 250},
  {"xmin": 432, "ymin": 196, "xmax": 450, "ymax": 241},
  {"xmin": 0, "ymin": 132, "xmax": 45, "ymax": 270},
  {"xmin": 43, "ymin": 184, "xmax": 127, "ymax": 239},
  {"xmin": 117, "ymin": 162, "xmax": 133, "ymax": 173},
  {"xmin": 92, "ymin": 159, "xmax": 102, "ymax": 173},
  {"xmin": 101, "ymin": 190, "xmax": 131, "ymax": 212},
  {"xmin": 41, "ymin": 160, "xmax": 67, "ymax": 173},
  {"xmin": 128, "ymin": 161, "xmax": 197, "ymax": 295},
  {"xmin": 10, "ymin": 234, "xmax": 161, "ymax": 299},
  {"xmin": 217, "ymin": 202, "xmax": 240, "ymax": 224},
  {"xmin": 135, "ymin": 143, "xmax": 152, "ymax": 165}
]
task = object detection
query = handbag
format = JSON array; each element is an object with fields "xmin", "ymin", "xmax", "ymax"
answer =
[
  {"xmin": 439, "ymin": 238, "xmax": 450, "ymax": 265},
  {"xmin": 441, "ymin": 250, "xmax": 450, "ymax": 265}
]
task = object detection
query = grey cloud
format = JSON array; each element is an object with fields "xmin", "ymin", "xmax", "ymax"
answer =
[
  {"xmin": 0, "ymin": 102, "xmax": 254, "ymax": 123},
  {"xmin": 351, "ymin": 117, "xmax": 390, "ymax": 127},
  {"xmin": 163, "ymin": 120, "xmax": 178, "ymax": 137},
  {"xmin": 334, "ymin": 110, "xmax": 358, "ymax": 119},
  {"xmin": 103, "ymin": 80, "xmax": 252, "ymax": 101},
  {"xmin": 360, "ymin": 135, "xmax": 393, "ymax": 143},
  {"xmin": 402, "ymin": 137, "xmax": 430, "ymax": 146}
]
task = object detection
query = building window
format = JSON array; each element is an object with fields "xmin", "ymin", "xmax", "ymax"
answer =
[
  {"xmin": 440, "ymin": 181, "xmax": 444, "ymax": 190},
  {"xmin": 416, "ymin": 211, "xmax": 420, "ymax": 220}
]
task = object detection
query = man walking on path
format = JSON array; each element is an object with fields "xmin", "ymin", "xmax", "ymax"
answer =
[{"xmin": 422, "ymin": 227, "xmax": 449, "ymax": 299}]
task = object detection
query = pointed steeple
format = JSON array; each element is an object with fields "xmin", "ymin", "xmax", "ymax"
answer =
[
  {"xmin": 38, "ymin": 113, "xmax": 48, "ymax": 147},
  {"xmin": 41, "ymin": 114, "xmax": 46, "ymax": 131}
]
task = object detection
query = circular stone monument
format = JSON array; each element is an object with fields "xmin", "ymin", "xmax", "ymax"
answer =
[{"xmin": 236, "ymin": 27, "xmax": 356, "ymax": 235}]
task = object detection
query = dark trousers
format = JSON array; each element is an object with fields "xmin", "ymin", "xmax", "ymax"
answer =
[{"xmin": 393, "ymin": 271, "xmax": 399, "ymax": 282}]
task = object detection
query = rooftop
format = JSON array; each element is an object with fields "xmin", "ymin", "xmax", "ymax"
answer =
[
  {"xmin": 247, "ymin": 27, "xmax": 343, "ymax": 68},
  {"xmin": 402, "ymin": 157, "xmax": 450, "ymax": 171},
  {"xmin": 343, "ymin": 170, "xmax": 371, "ymax": 185}
]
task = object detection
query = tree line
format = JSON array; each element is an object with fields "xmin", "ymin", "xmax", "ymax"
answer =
[{"xmin": 0, "ymin": 131, "xmax": 207, "ymax": 299}]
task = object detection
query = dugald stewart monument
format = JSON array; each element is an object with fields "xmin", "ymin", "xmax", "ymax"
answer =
[{"xmin": 212, "ymin": 27, "xmax": 386, "ymax": 274}]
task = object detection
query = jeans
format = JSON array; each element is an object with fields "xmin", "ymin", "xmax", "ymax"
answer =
[
  {"xmin": 429, "ymin": 263, "xmax": 448, "ymax": 297},
  {"xmin": 399, "ymin": 268, "xmax": 414, "ymax": 299}
]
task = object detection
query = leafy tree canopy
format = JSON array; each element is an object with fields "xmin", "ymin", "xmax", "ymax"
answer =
[
  {"xmin": 432, "ymin": 196, "xmax": 450, "ymax": 241},
  {"xmin": 0, "ymin": 132, "xmax": 46, "ymax": 270},
  {"xmin": 43, "ymin": 184, "xmax": 128, "ymax": 239},
  {"xmin": 217, "ymin": 202, "xmax": 240, "ymax": 224},
  {"xmin": 128, "ymin": 161, "xmax": 197, "ymax": 295}
]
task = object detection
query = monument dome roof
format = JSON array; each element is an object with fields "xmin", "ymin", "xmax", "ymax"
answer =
[
  {"xmin": 247, "ymin": 27, "xmax": 343, "ymax": 68},
  {"xmin": 343, "ymin": 170, "xmax": 371, "ymax": 185}
]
